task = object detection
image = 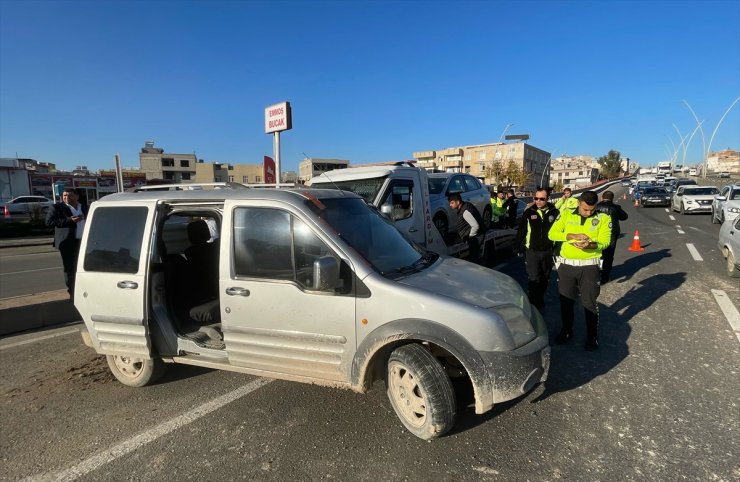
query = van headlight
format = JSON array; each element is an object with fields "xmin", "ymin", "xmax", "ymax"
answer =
[
  {"xmin": 493, "ymin": 304, "xmax": 536, "ymax": 347},
  {"xmin": 728, "ymin": 207, "xmax": 740, "ymax": 213}
]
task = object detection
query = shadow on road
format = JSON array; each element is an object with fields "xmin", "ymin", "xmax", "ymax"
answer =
[
  {"xmin": 612, "ymin": 248, "xmax": 672, "ymax": 283},
  {"xmin": 156, "ymin": 364, "xmax": 214, "ymax": 385}
]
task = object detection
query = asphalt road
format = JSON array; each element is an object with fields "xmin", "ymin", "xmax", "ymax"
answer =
[
  {"xmin": 1, "ymin": 185, "xmax": 738, "ymax": 481},
  {"xmin": 0, "ymin": 244, "xmax": 65, "ymax": 298}
]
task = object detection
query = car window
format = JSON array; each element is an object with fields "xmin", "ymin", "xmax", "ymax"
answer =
[
  {"xmin": 447, "ymin": 176, "xmax": 465, "ymax": 193},
  {"xmin": 464, "ymin": 176, "xmax": 481, "ymax": 192},
  {"xmin": 83, "ymin": 207, "xmax": 148, "ymax": 274},
  {"xmin": 13, "ymin": 197, "xmax": 30, "ymax": 204},
  {"xmin": 684, "ymin": 187, "xmax": 719, "ymax": 196},
  {"xmin": 730, "ymin": 188, "xmax": 740, "ymax": 200},
  {"xmin": 428, "ymin": 177, "xmax": 446, "ymax": 195},
  {"xmin": 379, "ymin": 180, "xmax": 414, "ymax": 221},
  {"xmin": 232, "ymin": 207, "xmax": 338, "ymax": 290},
  {"xmin": 720, "ymin": 187, "xmax": 730, "ymax": 197},
  {"xmin": 736, "ymin": 217, "xmax": 740, "ymax": 230},
  {"xmin": 311, "ymin": 177, "xmax": 385, "ymax": 203}
]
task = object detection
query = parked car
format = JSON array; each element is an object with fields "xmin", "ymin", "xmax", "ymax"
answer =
[
  {"xmin": 620, "ymin": 179, "xmax": 631, "ymax": 187},
  {"xmin": 2, "ymin": 195, "xmax": 53, "ymax": 221},
  {"xmin": 75, "ymin": 186, "xmax": 549, "ymax": 440},
  {"xmin": 711, "ymin": 184, "xmax": 740, "ymax": 224},
  {"xmin": 640, "ymin": 187, "xmax": 671, "ymax": 207},
  {"xmin": 689, "ymin": 168, "xmax": 698, "ymax": 176},
  {"xmin": 671, "ymin": 186, "xmax": 719, "ymax": 214},
  {"xmin": 427, "ymin": 173, "xmax": 492, "ymax": 236},
  {"xmin": 717, "ymin": 216, "xmax": 740, "ymax": 278},
  {"xmin": 718, "ymin": 172, "xmax": 731, "ymax": 179}
]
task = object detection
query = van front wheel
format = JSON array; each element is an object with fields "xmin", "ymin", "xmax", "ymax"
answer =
[
  {"xmin": 386, "ymin": 344, "xmax": 456, "ymax": 440},
  {"xmin": 106, "ymin": 355, "xmax": 166, "ymax": 387}
]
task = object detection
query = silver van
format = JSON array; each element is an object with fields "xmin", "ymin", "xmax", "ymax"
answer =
[{"xmin": 76, "ymin": 186, "xmax": 549, "ymax": 439}]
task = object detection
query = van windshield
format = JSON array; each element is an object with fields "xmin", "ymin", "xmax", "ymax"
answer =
[
  {"xmin": 313, "ymin": 197, "xmax": 436, "ymax": 277},
  {"xmin": 311, "ymin": 177, "xmax": 386, "ymax": 203}
]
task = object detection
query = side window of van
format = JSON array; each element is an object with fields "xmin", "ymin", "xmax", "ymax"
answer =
[
  {"xmin": 84, "ymin": 207, "xmax": 148, "ymax": 273},
  {"xmin": 233, "ymin": 208, "xmax": 335, "ymax": 289},
  {"xmin": 379, "ymin": 180, "xmax": 414, "ymax": 221}
]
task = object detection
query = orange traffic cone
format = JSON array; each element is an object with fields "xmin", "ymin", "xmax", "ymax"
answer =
[
  {"xmin": 633, "ymin": 198, "xmax": 639, "ymax": 207},
  {"xmin": 628, "ymin": 230, "xmax": 645, "ymax": 252},
  {"xmin": 622, "ymin": 193, "xmax": 627, "ymax": 200}
]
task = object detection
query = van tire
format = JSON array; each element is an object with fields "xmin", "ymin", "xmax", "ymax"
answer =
[
  {"xmin": 433, "ymin": 213, "xmax": 448, "ymax": 236},
  {"xmin": 106, "ymin": 355, "xmax": 166, "ymax": 387},
  {"xmin": 386, "ymin": 344, "xmax": 456, "ymax": 440}
]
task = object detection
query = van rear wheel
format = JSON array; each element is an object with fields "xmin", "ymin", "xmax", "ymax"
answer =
[
  {"xmin": 106, "ymin": 355, "xmax": 166, "ymax": 387},
  {"xmin": 386, "ymin": 344, "xmax": 456, "ymax": 440}
]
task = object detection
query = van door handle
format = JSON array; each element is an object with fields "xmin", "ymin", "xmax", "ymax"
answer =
[
  {"xmin": 408, "ymin": 227, "xmax": 418, "ymax": 233},
  {"xmin": 117, "ymin": 281, "xmax": 138, "ymax": 289},
  {"xmin": 226, "ymin": 287, "xmax": 250, "ymax": 297}
]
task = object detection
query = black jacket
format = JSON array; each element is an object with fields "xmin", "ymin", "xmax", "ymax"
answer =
[
  {"xmin": 456, "ymin": 202, "xmax": 484, "ymax": 240},
  {"xmin": 502, "ymin": 196, "xmax": 518, "ymax": 220},
  {"xmin": 45, "ymin": 202, "xmax": 88, "ymax": 250},
  {"xmin": 596, "ymin": 200, "xmax": 628, "ymax": 244},
  {"xmin": 515, "ymin": 202, "xmax": 559, "ymax": 252}
]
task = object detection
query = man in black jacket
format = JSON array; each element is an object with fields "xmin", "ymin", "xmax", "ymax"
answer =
[
  {"xmin": 448, "ymin": 193, "xmax": 484, "ymax": 263},
  {"xmin": 596, "ymin": 190, "xmax": 628, "ymax": 283},
  {"xmin": 502, "ymin": 189, "xmax": 518, "ymax": 228},
  {"xmin": 514, "ymin": 188, "xmax": 559, "ymax": 311},
  {"xmin": 46, "ymin": 188, "xmax": 88, "ymax": 300}
]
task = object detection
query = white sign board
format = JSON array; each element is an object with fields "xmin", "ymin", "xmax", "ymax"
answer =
[{"xmin": 265, "ymin": 101, "xmax": 292, "ymax": 134}]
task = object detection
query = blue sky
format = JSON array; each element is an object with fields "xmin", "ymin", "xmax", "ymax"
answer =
[{"xmin": 1, "ymin": 0, "xmax": 738, "ymax": 173}]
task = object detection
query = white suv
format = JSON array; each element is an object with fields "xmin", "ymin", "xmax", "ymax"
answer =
[
  {"xmin": 672, "ymin": 186, "xmax": 719, "ymax": 214},
  {"xmin": 711, "ymin": 184, "xmax": 740, "ymax": 224},
  {"xmin": 75, "ymin": 185, "xmax": 549, "ymax": 440}
]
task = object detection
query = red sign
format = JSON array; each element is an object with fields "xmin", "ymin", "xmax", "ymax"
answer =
[{"xmin": 264, "ymin": 156, "xmax": 276, "ymax": 184}]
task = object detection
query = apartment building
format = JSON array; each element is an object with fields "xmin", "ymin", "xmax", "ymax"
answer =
[
  {"xmin": 706, "ymin": 148, "xmax": 739, "ymax": 174},
  {"xmin": 298, "ymin": 158, "xmax": 349, "ymax": 182},
  {"xmin": 550, "ymin": 155, "xmax": 599, "ymax": 189},
  {"xmin": 139, "ymin": 141, "xmax": 198, "ymax": 182},
  {"xmin": 412, "ymin": 141, "xmax": 550, "ymax": 191},
  {"xmin": 195, "ymin": 162, "xmax": 264, "ymax": 184}
]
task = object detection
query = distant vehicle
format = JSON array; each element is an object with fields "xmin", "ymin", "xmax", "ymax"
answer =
[
  {"xmin": 718, "ymin": 172, "xmax": 731, "ymax": 179},
  {"xmin": 671, "ymin": 186, "xmax": 719, "ymax": 214},
  {"xmin": 2, "ymin": 195, "xmax": 53, "ymax": 221},
  {"xmin": 717, "ymin": 216, "xmax": 740, "ymax": 278},
  {"xmin": 672, "ymin": 179, "xmax": 697, "ymax": 192},
  {"xmin": 620, "ymin": 179, "xmax": 631, "ymax": 187},
  {"xmin": 640, "ymin": 187, "xmax": 671, "ymax": 207},
  {"xmin": 689, "ymin": 168, "xmax": 698, "ymax": 176},
  {"xmin": 426, "ymin": 173, "xmax": 492, "ymax": 236},
  {"xmin": 711, "ymin": 184, "xmax": 740, "ymax": 224}
]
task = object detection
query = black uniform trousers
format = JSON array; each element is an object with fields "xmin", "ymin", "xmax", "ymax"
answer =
[
  {"xmin": 524, "ymin": 249, "xmax": 554, "ymax": 311},
  {"xmin": 600, "ymin": 243, "xmax": 617, "ymax": 283},
  {"xmin": 557, "ymin": 263, "xmax": 601, "ymax": 342}
]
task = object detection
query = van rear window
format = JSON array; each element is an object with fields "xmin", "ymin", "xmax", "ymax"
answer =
[{"xmin": 83, "ymin": 207, "xmax": 148, "ymax": 273}]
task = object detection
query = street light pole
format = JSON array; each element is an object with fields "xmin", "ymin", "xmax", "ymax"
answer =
[{"xmin": 498, "ymin": 123, "xmax": 514, "ymax": 143}]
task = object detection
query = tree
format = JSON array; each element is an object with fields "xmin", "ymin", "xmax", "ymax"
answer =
[
  {"xmin": 505, "ymin": 160, "xmax": 531, "ymax": 189},
  {"xmin": 485, "ymin": 160, "xmax": 505, "ymax": 188},
  {"xmin": 552, "ymin": 180, "xmax": 565, "ymax": 193},
  {"xmin": 598, "ymin": 150, "xmax": 623, "ymax": 178}
]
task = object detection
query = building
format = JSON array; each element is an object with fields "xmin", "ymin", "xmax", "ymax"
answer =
[
  {"xmin": 549, "ymin": 155, "xmax": 599, "ymax": 190},
  {"xmin": 139, "ymin": 141, "xmax": 198, "ymax": 182},
  {"xmin": 195, "ymin": 162, "xmax": 264, "ymax": 184},
  {"xmin": 298, "ymin": 158, "xmax": 349, "ymax": 182},
  {"xmin": 412, "ymin": 141, "xmax": 551, "ymax": 191},
  {"xmin": 706, "ymin": 148, "xmax": 740, "ymax": 174}
]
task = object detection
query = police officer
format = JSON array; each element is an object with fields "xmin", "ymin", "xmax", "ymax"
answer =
[
  {"xmin": 490, "ymin": 190, "xmax": 506, "ymax": 227},
  {"xmin": 596, "ymin": 190, "xmax": 628, "ymax": 283},
  {"xmin": 448, "ymin": 192, "xmax": 484, "ymax": 263},
  {"xmin": 514, "ymin": 188, "xmax": 559, "ymax": 312},
  {"xmin": 554, "ymin": 187, "xmax": 579, "ymax": 211},
  {"xmin": 548, "ymin": 190, "xmax": 612, "ymax": 351}
]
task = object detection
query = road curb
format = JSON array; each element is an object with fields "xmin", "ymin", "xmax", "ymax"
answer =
[{"xmin": 0, "ymin": 290, "xmax": 80, "ymax": 336}]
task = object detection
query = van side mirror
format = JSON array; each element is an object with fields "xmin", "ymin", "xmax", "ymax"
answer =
[
  {"xmin": 312, "ymin": 256, "xmax": 340, "ymax": 291},
  {"xmin": 380, "ymin": 204, "xmax": 393, "ymax": 219}
]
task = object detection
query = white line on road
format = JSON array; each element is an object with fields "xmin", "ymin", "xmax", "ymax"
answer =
[
  {"xmin": 2, "ymin": 267, "xmax": 59, "ymax": 275},
  {"xmin": 25, "ymin": 378, "xmax": 273, "ymax": 482},
  {"xmin": 686, "ymin": 243, "xmax": 703, "ymax": 261},
  {"xmin": 664, "ymin": 208, "xmax": 669, "ymax": 212},
  {"xmin": 676, "ymin": 225, "xmax": 686, "ymax": 234},
  {"xmin": 0, "ymin": 329, "xmax": 79, "ymax": 351},
  {"xmin": 711, "ymin": 289, "xmax": 740, "ymax": 343},
  {"xmin": 669, "ymin": 215, "xmax": 676, "ymax": 221}
]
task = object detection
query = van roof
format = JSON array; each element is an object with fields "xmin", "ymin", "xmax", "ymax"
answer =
[
  {"xmin": 93, "ymin": 187, "xmax": 361, "ymax": 204},
  {"xmin": 310, "ymin": 165, "xmax": 420, "ymax": 183}
]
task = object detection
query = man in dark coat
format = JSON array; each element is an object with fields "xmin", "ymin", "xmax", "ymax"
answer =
[
  {"xmin": 46, "ymin": 188, "xmax": 88, "ymax": 300},
  {"xmin": 502, "ymin": 189, "xmax": 518, "ymax": 228},
  {"xmin": 596, "ymin": 190, "xmax": 628, "ymax": 283},
  {"xmin": 448, "ymin": 193, "xmax": 484, "ymax": 263}
]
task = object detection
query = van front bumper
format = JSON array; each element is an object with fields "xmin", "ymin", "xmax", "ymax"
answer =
[{"xmin": 478, "ymin": 308, "xmax": 550, "ymax": 409}]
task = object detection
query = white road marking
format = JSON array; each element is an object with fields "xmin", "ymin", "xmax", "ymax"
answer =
[
  {"xmin": 711, "ymin": 290, "xmax": 740, "ymax": 343},
  {"xmin": 686, "ymin": 243, "xmax": 703, "ymax": 261},
  {"xmin": 0, "ymin": 329, "xmax": 79, "ymax": 351},
  {"xmin": 25, "ymin": 378, "xmax": 273, "ymax": 482},
  {"xmin": 676, "ymin": 225, "xmax": 686, "ymax": 234},
  {"xmin": 664, "ymin": 208, "xmax": 669, "ymax": 212},
  {"xmin": 2, "ymin": 267, "xmax": 59, "ymax": 275},
  {"xmin": 669, "ymin": 215, "xmax": 676, "ymax": 221}
]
